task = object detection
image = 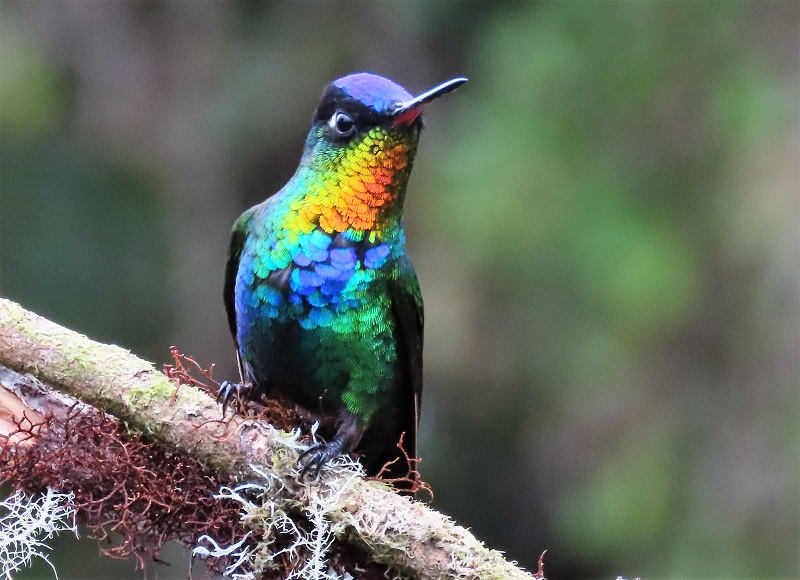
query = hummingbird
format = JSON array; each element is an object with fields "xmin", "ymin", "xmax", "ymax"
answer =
[{"xmin": 220, "ymin": 72, "xmax": 467, "ymax": 482}]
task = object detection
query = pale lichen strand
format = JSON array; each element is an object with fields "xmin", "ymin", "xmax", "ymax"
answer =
[{"xmin": 196, "ymin": 428, "xmax": 531, "ymax": 579}]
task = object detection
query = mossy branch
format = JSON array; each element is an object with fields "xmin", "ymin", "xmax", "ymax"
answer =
[{"xmin": 0, "ymin": 297, "xmax": 534, "ymax": 579}]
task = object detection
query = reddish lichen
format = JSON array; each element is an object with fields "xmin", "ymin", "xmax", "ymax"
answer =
[
  {"xmin": 372, "ymin": 432, "xmax": 434, "ymax": 500},
  {"xmin": 163, "ymin": 346, "xmax": 303, "ymax": 432},
  {"xmin": 0, "ymin": 403, "xmax": 247, "ymax": 572}
]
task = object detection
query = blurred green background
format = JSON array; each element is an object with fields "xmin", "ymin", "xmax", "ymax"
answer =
[{"xmin": 1, "ymin": 1, "xmax": 797, "ymax": 578}]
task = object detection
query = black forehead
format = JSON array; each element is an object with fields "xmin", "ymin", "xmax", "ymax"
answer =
[{"xmin": 313, "ymin": 84, "xmax": 392, "ymax": 126}]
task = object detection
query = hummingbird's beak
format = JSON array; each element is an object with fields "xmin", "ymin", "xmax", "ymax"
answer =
[{"xmin": 391, "ymin": 77, "xmax": 468, "ymax": 126}]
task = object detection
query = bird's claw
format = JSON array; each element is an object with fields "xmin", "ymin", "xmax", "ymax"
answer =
[
  {"xmin": 297, "ymin": 440, "xmax": 344, "ymax": 480},
  {"xmin": 217, "ymin": 380, "xmax": 251, "ymax": 416}
]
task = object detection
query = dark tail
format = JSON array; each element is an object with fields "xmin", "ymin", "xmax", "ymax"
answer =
[{"xmin": 358, "ymin": 409, "xmax": 418, "ymax": 493}]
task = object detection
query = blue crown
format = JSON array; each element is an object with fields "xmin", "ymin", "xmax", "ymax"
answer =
[{"xmin": 333, "ymin": 73, "xmax": 412, "ymax": 115}]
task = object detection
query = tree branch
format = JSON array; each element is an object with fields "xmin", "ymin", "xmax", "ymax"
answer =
[{"xmin": 0, "ymin": 297, "xmax": 534, "ymax": 579}]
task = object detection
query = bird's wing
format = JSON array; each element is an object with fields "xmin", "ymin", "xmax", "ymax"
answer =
[
  {"xmin": 223, "ymin": 204, "xmax": 258, "ymax": 379},
  {"xmin": 389, "ymin": 256, "xmax": 424, "ymax": 462}
]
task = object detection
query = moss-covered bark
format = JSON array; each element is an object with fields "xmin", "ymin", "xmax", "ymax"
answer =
[{"xmin": 0, "ymin": 297, "xmax": 534, "ymax": 579}]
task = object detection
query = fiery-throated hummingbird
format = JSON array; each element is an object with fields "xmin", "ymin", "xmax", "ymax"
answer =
[{"xmin": 220, "ymin": 73, "xmax": 467, "ymax": 481}]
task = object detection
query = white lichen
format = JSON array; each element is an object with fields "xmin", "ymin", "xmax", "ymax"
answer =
[
  {"xmin": 194, "ymin": 424, "xmax": 363, "ymax": 579},
  {"xmin": 193, "ymin": 422, "xmax": 523, "ymax": 579},
  {"xmin": 0, "ymin": 487, "xmax": 77, "ymax": 579}
]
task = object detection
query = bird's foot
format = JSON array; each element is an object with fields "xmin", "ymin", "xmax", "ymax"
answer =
[
  {"xmin": 297, "ymin": 438, "xmax": 346, "ymax": 480},
  {"xmin": 216, "ymin": 380, "xmax": 253, "ymax": 416}
]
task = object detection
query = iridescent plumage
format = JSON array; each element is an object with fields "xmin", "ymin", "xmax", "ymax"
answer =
[{"xmin": 222, "ymin": 73, "xmax": 466, "ymax": 481}]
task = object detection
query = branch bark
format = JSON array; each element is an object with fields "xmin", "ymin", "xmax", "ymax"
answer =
[{"xmin": 0, "ymin": 297, "xmax": 534, "ymax": 579}]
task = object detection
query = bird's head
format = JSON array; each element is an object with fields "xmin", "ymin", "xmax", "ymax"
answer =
[
  {"xmin": 295, "ymin": 73, "xmax": 466, "ymax": 233},
  {"xmin": 305, "ymin": 72, "xmax": 466, "ymax": 156}
]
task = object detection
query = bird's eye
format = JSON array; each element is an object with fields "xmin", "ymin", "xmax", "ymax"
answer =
[{"xmin": 329, "ymin": 111, "xmax": 355, "ymax": 136}]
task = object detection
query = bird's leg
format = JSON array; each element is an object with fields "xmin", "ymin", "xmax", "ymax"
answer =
[
  {"xmin": 217, "ymin": 350, "xmax": 254, "ymax": 416},
  {"xmin": 216, "ymin": 380, "xmax": 254, "ymax": 416},
  {"xmin": 298, "ymin": 413, "xmax": 362, "ymax": 479}
]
